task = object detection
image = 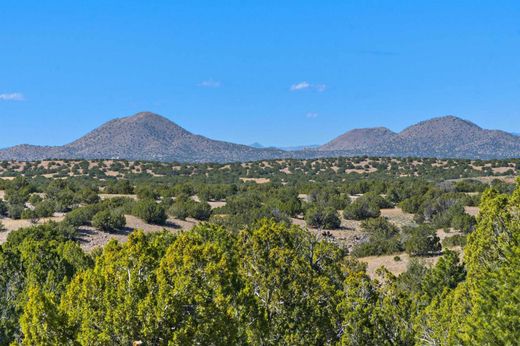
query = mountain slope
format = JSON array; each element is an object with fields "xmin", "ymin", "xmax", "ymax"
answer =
[
  {"xmin": 320, "ymin": 127, "xmax": 397, "ymax": 151},
  {"xmin": 0, "ymin": 112, "xmax": 286, "ymax": 163},
  {"xmin": 320, "ymin": 115, "xmax": 520, "ymax": 159},
  {"xmin": 1, "ymin": 113, "xmax": 519, "ymax": 162}
]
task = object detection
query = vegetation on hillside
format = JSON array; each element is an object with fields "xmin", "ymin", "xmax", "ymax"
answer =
[{"xmin": 0, "ymin": 180, "xmax": 517, "ymax": 344}]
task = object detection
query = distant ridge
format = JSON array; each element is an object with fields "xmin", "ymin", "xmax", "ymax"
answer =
[
  {"xmin": 0, "ymin": 113, "xmax": 519, "ymax": 162},
  {"xmin": 0, "ymin": 112, "xmax": 286, "ymax": 163},
  {"xmin": 319, "ymin": 115, "xmax": 520, "ymax": 159}
]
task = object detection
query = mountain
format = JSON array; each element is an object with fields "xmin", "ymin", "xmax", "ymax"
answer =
[
  {"xmin": 319, "ymin": 115, "xmax": 520, "ymax": 159},
  {"xmin": 1, "ymin": 113, "xmax": 519, "ymax": 162},
  {"xmin": 320, "ymin": 127, "xmax": 397, "ymax": 151},
  {"xmin": 249, "ymin": 142, "xmax": 265, "ymax": 148},
  {"xmin": 0, "ymin": 112, "xmax": 286, "ymax": 163}
]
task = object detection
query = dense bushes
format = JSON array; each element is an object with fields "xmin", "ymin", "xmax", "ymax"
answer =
[
  {"xmin": 0, "ymin": 180, "xmax": 518, "ymax": 344},
  {"xmin": 343, "ymin": 192, "xmax": 390, "ymax": 220},
  {"xmin": 351, "ymin": 217, "xmax": 403, "ymax": 257},
  {"xmin": 304, "ymin": 206, "xmax": 341, "ymax": 229},
  {"xmin": 402, "ymin": 225, "xmax": 441, "ymax": 256},
  {"xmin": 168, "ymin": 196, "xmax": 212, "ymax": 221},
  {"xmin": 132, "ymin": 199, "xmax": 167, "ymax": 225},
  {"xmin": 92, "ymin": 210, "xmax": 126, "ymax": 232}
]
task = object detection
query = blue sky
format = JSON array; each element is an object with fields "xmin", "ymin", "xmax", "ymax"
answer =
[{"xmin": 1, "ymin": 1, "xmax": 520, "ymax": 148}]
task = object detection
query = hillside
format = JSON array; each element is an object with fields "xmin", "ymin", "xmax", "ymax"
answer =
[
  {"xmin": 320, "ymin": 127, "xmax": 397, "ymax": 151},
  {"xmin": 0, "ymin": 112, "xmax": 286, "ymax": 163},
  {"xmin": 320, "ymin": 116, "xmax": 520, "ymax": 159},
  {"xmin": 1, "ymin": 113, "xmax": 519, "ymax": 162}
]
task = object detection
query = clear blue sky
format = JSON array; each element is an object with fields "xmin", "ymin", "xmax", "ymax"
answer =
[{"xmin": 1, "ymin": 1, "xmax": 520, "ymax": 148}]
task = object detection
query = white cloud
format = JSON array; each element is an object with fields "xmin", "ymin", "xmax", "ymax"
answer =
[
  {"xmin": 289, "ymin": 82, "xmax": 326, "ymax": 92},
  {"xmin": 0, "ymin": 92, "xmax": 24, "ymax": 101},
  {"xmin": 290, "ymin": 81, "xmax": 311, "ymax": 91},
  {"xmin": 198, "ymin": 79, "xmax": 221, "ymax": 88},
  {"xmin": 306, "ymin": 112, "xmax": 319, "ymax": 119}
]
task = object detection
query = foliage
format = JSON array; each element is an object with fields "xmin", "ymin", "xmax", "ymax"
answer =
[
  {"xmin": 402, "ymin": 225, "xmax": 441, "ymax": 256},
  {"xmin": 132, "ymin": 199, "xmax": 167, "ymax": 225},
  {"xmin": 92, "ymin": 209, "xmax": 126, "ymax": 233},
  {"xmin": 304, "ymin": 206, "xmax": 341, "ymax": 229}
]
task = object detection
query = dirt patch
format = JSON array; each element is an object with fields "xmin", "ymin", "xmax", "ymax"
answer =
[
  {"xmin": 359, "ymin": 253, "xmax": 440, "ymax": 278},
  {"xmin": 208, "ymin": 201, "xmax": 226, "ymax": 209},
  {"xmin": 380, "ymin": 207, "xmax": 415, "ymax": 228},
  {"xmin": 240, "ymin": 177, "xmax": 271, "ymax": 184},
  {"xmin": 98, "ymin": 194, "xmax": 138, "ymax": 200},
  {"xmin": 464, "ymin": 206, "xmax": 479, "ymax": 216},
  {"xmin": 436, "ymin": 228, "xmax": 462, "ymax": 241},
  {"xmin": 77, "ymin": 215, "xmax": 199, "ymax": 251}
]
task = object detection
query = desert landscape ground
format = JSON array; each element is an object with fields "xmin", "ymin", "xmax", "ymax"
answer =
[{"xmin": 0, "ymin": 157, "xmax": 515, "ymax": 270}]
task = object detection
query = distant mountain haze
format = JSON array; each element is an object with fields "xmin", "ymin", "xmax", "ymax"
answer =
[{"xmin": 0, "ymin": 112, "xmax": 519, "ymax": 162}]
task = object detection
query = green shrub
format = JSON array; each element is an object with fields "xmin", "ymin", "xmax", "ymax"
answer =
[
  {"xmin": 132, "ymin": 199, "xmax": 167, "ymax": 225},
  {"xmin": 442, "ymin": 234, "xmax": 467, "ymax": 248},
  {"xmin": 305, "ymin": 206, "xmax": 341, "ymax": 229},
  {"xmin": 402, "ymin": 225, "xmax": 441, "ymax": 256},
  {"xmin": 92, "ymin": 210, "xmax": 126, "ymax": 233},
  {"xmin": 65, "ymin": 206, "xmax": 98, "ymax": 227}
]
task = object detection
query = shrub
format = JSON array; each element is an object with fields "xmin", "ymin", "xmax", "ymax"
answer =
[
  {"xmin": 402, "ymin": 225, "xmax": 441, "ymax": 256},
  {"xmin": 189, "ymin": 201, "xmax": 212, "ymax": 221},
  {"xmin": 34, "ymin": 200, "xmax": 56, "ymax": 218},
  {"xmin": 305, "ymin": 206, "xmax": 341, "ymax": 229},
  {"xmin": 0, "ymin": 200, "xmax": 8, "ymax": 216},
  {"xmin": 65, "ymin": 206, "xmax": 98, "ymax": 227},
  {"xmin": 92, "ymin": 210, "xmax": 126, "ymax": 233},
  {"xmin": 133, "ymin": 199, "xmax": 167, "ymax": 225},
  {"xmin": 8, "ymin": 204, "xmax": 24, "ymax": 220},
  {"xmin": 442, "ymin": 234, "xmax": 467, "ymax": 248},
  {"xmin": 343, "ymin": 196, "xmax": 381, "ymax": 220}
]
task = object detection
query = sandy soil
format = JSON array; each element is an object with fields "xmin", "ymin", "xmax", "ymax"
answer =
[
  {"xmin": 240, "ymin": 177, "xmax": 271, "ymax": 184},
  {"xmin": 77, "ymin": 215, "xmax": 199, "ymax": 251},
  {"xmin": 360, "ymin": 253, "xmax": 440, "ymax": 278},
  {"xmin": 98, "ymin": 193, "xmax": 138, "ymax": 200},
  {"xmin": 208, "ymin": 201, "xmax": 226, "ymax": 209},
  {"xmin": 436, "ymin": 228, "xmax": 462, "ymax": 241},
  {"xmin": 380, "ymin": 207, "xmax": 415, "ymax": 227},
  {"xmin": 464, "ymin": 206, "xmax": 480, "ymax": 216}
]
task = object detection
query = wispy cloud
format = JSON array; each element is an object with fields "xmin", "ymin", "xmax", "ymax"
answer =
[
  {"xmin": 290, "ymin": 81, "xmax": 326, "ymax": 92},
  {"xmin": 0, "ymin": 92, "xmax": 24, "ymax": 101},
  {"xmin": 306, "ymin": 112, "xmax": 319, "ymax": 119},
  {"xmin": 198, "ymin": 79, "xmax": 221, "ymax": 88},
  {"xmin": 290, "ymin": 81, "xmax": 311, "ymax": 91}
]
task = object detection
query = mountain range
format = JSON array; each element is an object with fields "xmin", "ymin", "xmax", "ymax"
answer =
[{"xmin": 0, "ymin": 112, "xmax": 519, "ymax": 162}]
